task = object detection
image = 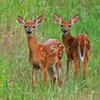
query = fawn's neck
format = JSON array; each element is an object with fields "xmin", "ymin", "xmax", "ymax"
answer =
[
  {"xmin": 62, "ymin": 31, "xmax": 72, "ymax": 47},
  {"xmin": 27, "ymin": 35, "xmax": 39, "ymax": 52}
]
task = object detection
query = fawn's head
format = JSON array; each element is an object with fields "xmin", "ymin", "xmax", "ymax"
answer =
[
  {"xmin": 18, "ymin": 15, "xmax": 43, "ymax": 37},
  {"xmin": 54, "ymin": 14, "xmax": 79, "ymax": 34}
]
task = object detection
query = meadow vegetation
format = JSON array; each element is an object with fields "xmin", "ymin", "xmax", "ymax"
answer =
[{"xmin": 0, "ymin": 0, "xmax": 100, "ymax": 100}]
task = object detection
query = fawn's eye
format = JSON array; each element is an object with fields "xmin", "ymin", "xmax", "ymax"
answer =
[
  {"xmin": 33, "ymin": 25, "xmax": 35, "ymax": 28},
  {"xmin": 61, "ymin": 25, "xmax": 63, "ymax": 27},
  {"xmin": 69, "ymin": 24, "xmax": 71, "ymax": 27},
  {"xmin": 24, "ymin": 26, "xmax": 27, "ymax": 28}
]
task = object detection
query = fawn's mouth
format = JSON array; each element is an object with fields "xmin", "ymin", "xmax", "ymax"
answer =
[
  {"xmin": 62, "ymin": 30, "xmax": 68, "ymax": 33},
  {"xmin": 27, "ymin": 32, "xmax": 33, "ymax": 37},
  {"xmin": 62, "ymin": 27, "xmax": 68, "ymax": 33},
  {"xmin": 27, "ymin": 31, "xmax": 32, "ymax": 34}
]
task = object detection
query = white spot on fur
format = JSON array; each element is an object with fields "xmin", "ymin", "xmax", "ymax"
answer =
[
  {"xmin": 59, "ymin": 45, "xmax": 62, "ymax": 47},
  {"xmin": 40, "ymin": 47, "xmax": 43, "ymax": 50},
  {"xmin": 60, "ymin": 52, "xmax": 62, "ymax": 54}
]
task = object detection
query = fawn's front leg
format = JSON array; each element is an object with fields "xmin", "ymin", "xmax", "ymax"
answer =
[
  {"xmin": 73, "ymin": 52, "xmax": 80, "ymax": 79},
  {"xmin": 32, "ymin": 65, "xmax": 38, "ymax": 89},
  {"xmin": 41, "ymin": 64, "xmax": 48, "ymax": 86},
  {"xmin": 66, "ymin": 58, "xmax": 70, "ymax": 80}
]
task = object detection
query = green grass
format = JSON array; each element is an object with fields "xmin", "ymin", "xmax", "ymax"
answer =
[{"xmin": 0, "ymin": 0, "xmax": 100, "ymax": 100}]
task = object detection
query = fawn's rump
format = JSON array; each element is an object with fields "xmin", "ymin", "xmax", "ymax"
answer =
[{"xmin": 76, "ymin": 34, "xmax": 90, "ymax": 61}]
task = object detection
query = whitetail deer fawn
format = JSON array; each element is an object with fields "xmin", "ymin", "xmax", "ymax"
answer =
[
  {"xmin": 54, "ymin": 14, "xmax": 90, "ymax": 80},
  {"xmin": 18, "ymin": 15, "xmax": 63, "ymax": 88}
]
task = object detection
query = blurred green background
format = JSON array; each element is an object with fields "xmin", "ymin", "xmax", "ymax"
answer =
[{"xmin": 0, "ymin": 0, "xmax": 100, "ymax": 100}]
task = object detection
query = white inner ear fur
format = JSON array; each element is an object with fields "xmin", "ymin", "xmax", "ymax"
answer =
[
  {"xmin": 58, "ymin": 18, "xmax": 62, "ymax": 25},
  {"xmin": 54, "ymin": 15, "xmax": 62, "ymax": 25},
  {"xmin": 34, "ymin": 16, "xmax": 43, "ymax": 25},
  {"xmin": 71, "ymin": 16, "xmax": 79, "ymax": 25},
  {"xmin": 71, "ymin": 19, "xmax": 74, "ymax": 25},
  {"xmin": 18, "ymin": 17, "xmax": 25, "ymax": 24},
  {"xmin": 21, "ymin": 20, "xmax": 25, "ymax": 24},
  {"xmin": 35, "ymin": 19, "xmax": 40, "ymax": 24}
]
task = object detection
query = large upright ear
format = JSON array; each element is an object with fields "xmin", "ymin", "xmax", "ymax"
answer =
[
  {"xmin": 18, "ymin": 16, "xmax": 25, "ymax": 24},
  {"xmin": 71, "ymin": 16, "xmax": 79, "ymax": 25},
  {"xmin": 34, "ymin": 15, "xmax": 43, "ymax": 25},
  {"xmin": 54, "ymin": 14, "xmax": 63, "ymax": 25}
]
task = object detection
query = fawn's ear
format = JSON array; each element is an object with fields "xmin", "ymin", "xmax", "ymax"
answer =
[
  {"xmin": 71, "ymin": 16, "xmax": 79, "ymax": 25},
  {"xmin": 18, "ymin": 16, "xmax": 25, "ymax": 24},
  {"xmin": 54, "ymin": 14, "xmax": 63, "ymax": 25},
  {"xmin": 34, "ymin": 15, "xmax": 43, "ymax": 25}
]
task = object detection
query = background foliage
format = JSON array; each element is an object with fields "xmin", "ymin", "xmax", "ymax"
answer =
[{"xmin": 0, "ymin": 0, "xmax": 100, "ymax": 100}]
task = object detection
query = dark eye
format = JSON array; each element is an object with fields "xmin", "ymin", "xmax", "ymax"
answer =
[
  {"xmin": 24, "ymin": 26, "xmax": 27, "ymax": 28},
  {"xmin": 33, "ymin": 25, "xmax": 35, "ymax": 28},
  {"xmin": 61, "ymin": 25, "xmax": 63, "ymax": 27},
  {"xmin": 69, "ymin": 24, "xmax": 71, "ymax": 27}
]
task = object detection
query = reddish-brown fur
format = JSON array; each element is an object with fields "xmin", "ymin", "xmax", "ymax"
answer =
[
  {"xmin": 18, "ymin": 16, "xmax": 63, "ymax": 88},
  {"xmin": 54, "ymin": 14, "xmax": 90, "ymax": 80}
]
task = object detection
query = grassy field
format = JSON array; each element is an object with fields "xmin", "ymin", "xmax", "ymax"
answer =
[{"xmin": 0, "ymin": 0, "xmax": 100, "ymax": 100}]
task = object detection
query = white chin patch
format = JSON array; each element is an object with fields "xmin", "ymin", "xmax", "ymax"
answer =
[{"xmin": 27, "ymin": 34, "xmax": 33, "ymax": 37}]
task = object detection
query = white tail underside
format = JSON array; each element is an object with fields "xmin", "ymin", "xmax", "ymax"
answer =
[{"xmin": 78, "ymin": 45, "xmax": 86, "ymax": 62}]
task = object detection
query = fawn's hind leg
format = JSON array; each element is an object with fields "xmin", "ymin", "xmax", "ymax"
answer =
[
  {"xmin": 83, "ymin": 50, "xmax": 89, "ymax": 79},
  {"xmin": 41, "ymin": 64, "xmax": 48, "ymax": 86},
  {"xmin": 48, "ymin": 66, "xmax": 58, "ymax": 84},
  {"xmin": 56, "ymin": 60, "xmax": 63, "ymax": 85}
]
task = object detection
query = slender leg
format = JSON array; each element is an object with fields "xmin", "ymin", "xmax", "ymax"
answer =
[
  {"xmin": 66, "ymin": 58, "xmax": 70, "ymax": 80},
  {"xmin": 41, "ymin": 64, "xmax": 47, "ymax": 86},
  {"xmin": 73, "ymin": 52, "xmax": 80, "ymax": 79},
  {"xmin": 48, "ymin": 67, "xmax": 57, "ymax": 84},
  {"xmin": 56, "ymin": 60, "xmax": 63, "ymax": 85},
  {"xmin": 56, "ymin": 60, "xmax": 62, "ymax": 79},
  {"xmin": 83, "ymin": 51, "xmax": 88, "ymax": 79},
  {"xmin": 32, "ymin": 65, "xmax": 38, "ymax": 89}
]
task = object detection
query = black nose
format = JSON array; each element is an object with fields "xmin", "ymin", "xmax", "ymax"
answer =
[
  {"xmin": 62, "ymin": 28, "xmax": 68, "ymax": 33},
  {"xmin": 63, "ymin": 30, "xmax": 67, "ymax": 33},
  {"xmin": 27, "ymin": 31, "xmax": 32, "ymax": 34}
]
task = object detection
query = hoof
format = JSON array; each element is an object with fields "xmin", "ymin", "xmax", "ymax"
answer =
[
  {"xmin": 32, "ymin": 80, "xmax": 37, "ymax": 89},
  {"xmin": 58, "ymin": 80, "xmax": 64, "ymax": 86},
  {"xmin": 66, "ymin": 76, "xmax": 70, "ymax": 81}
]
